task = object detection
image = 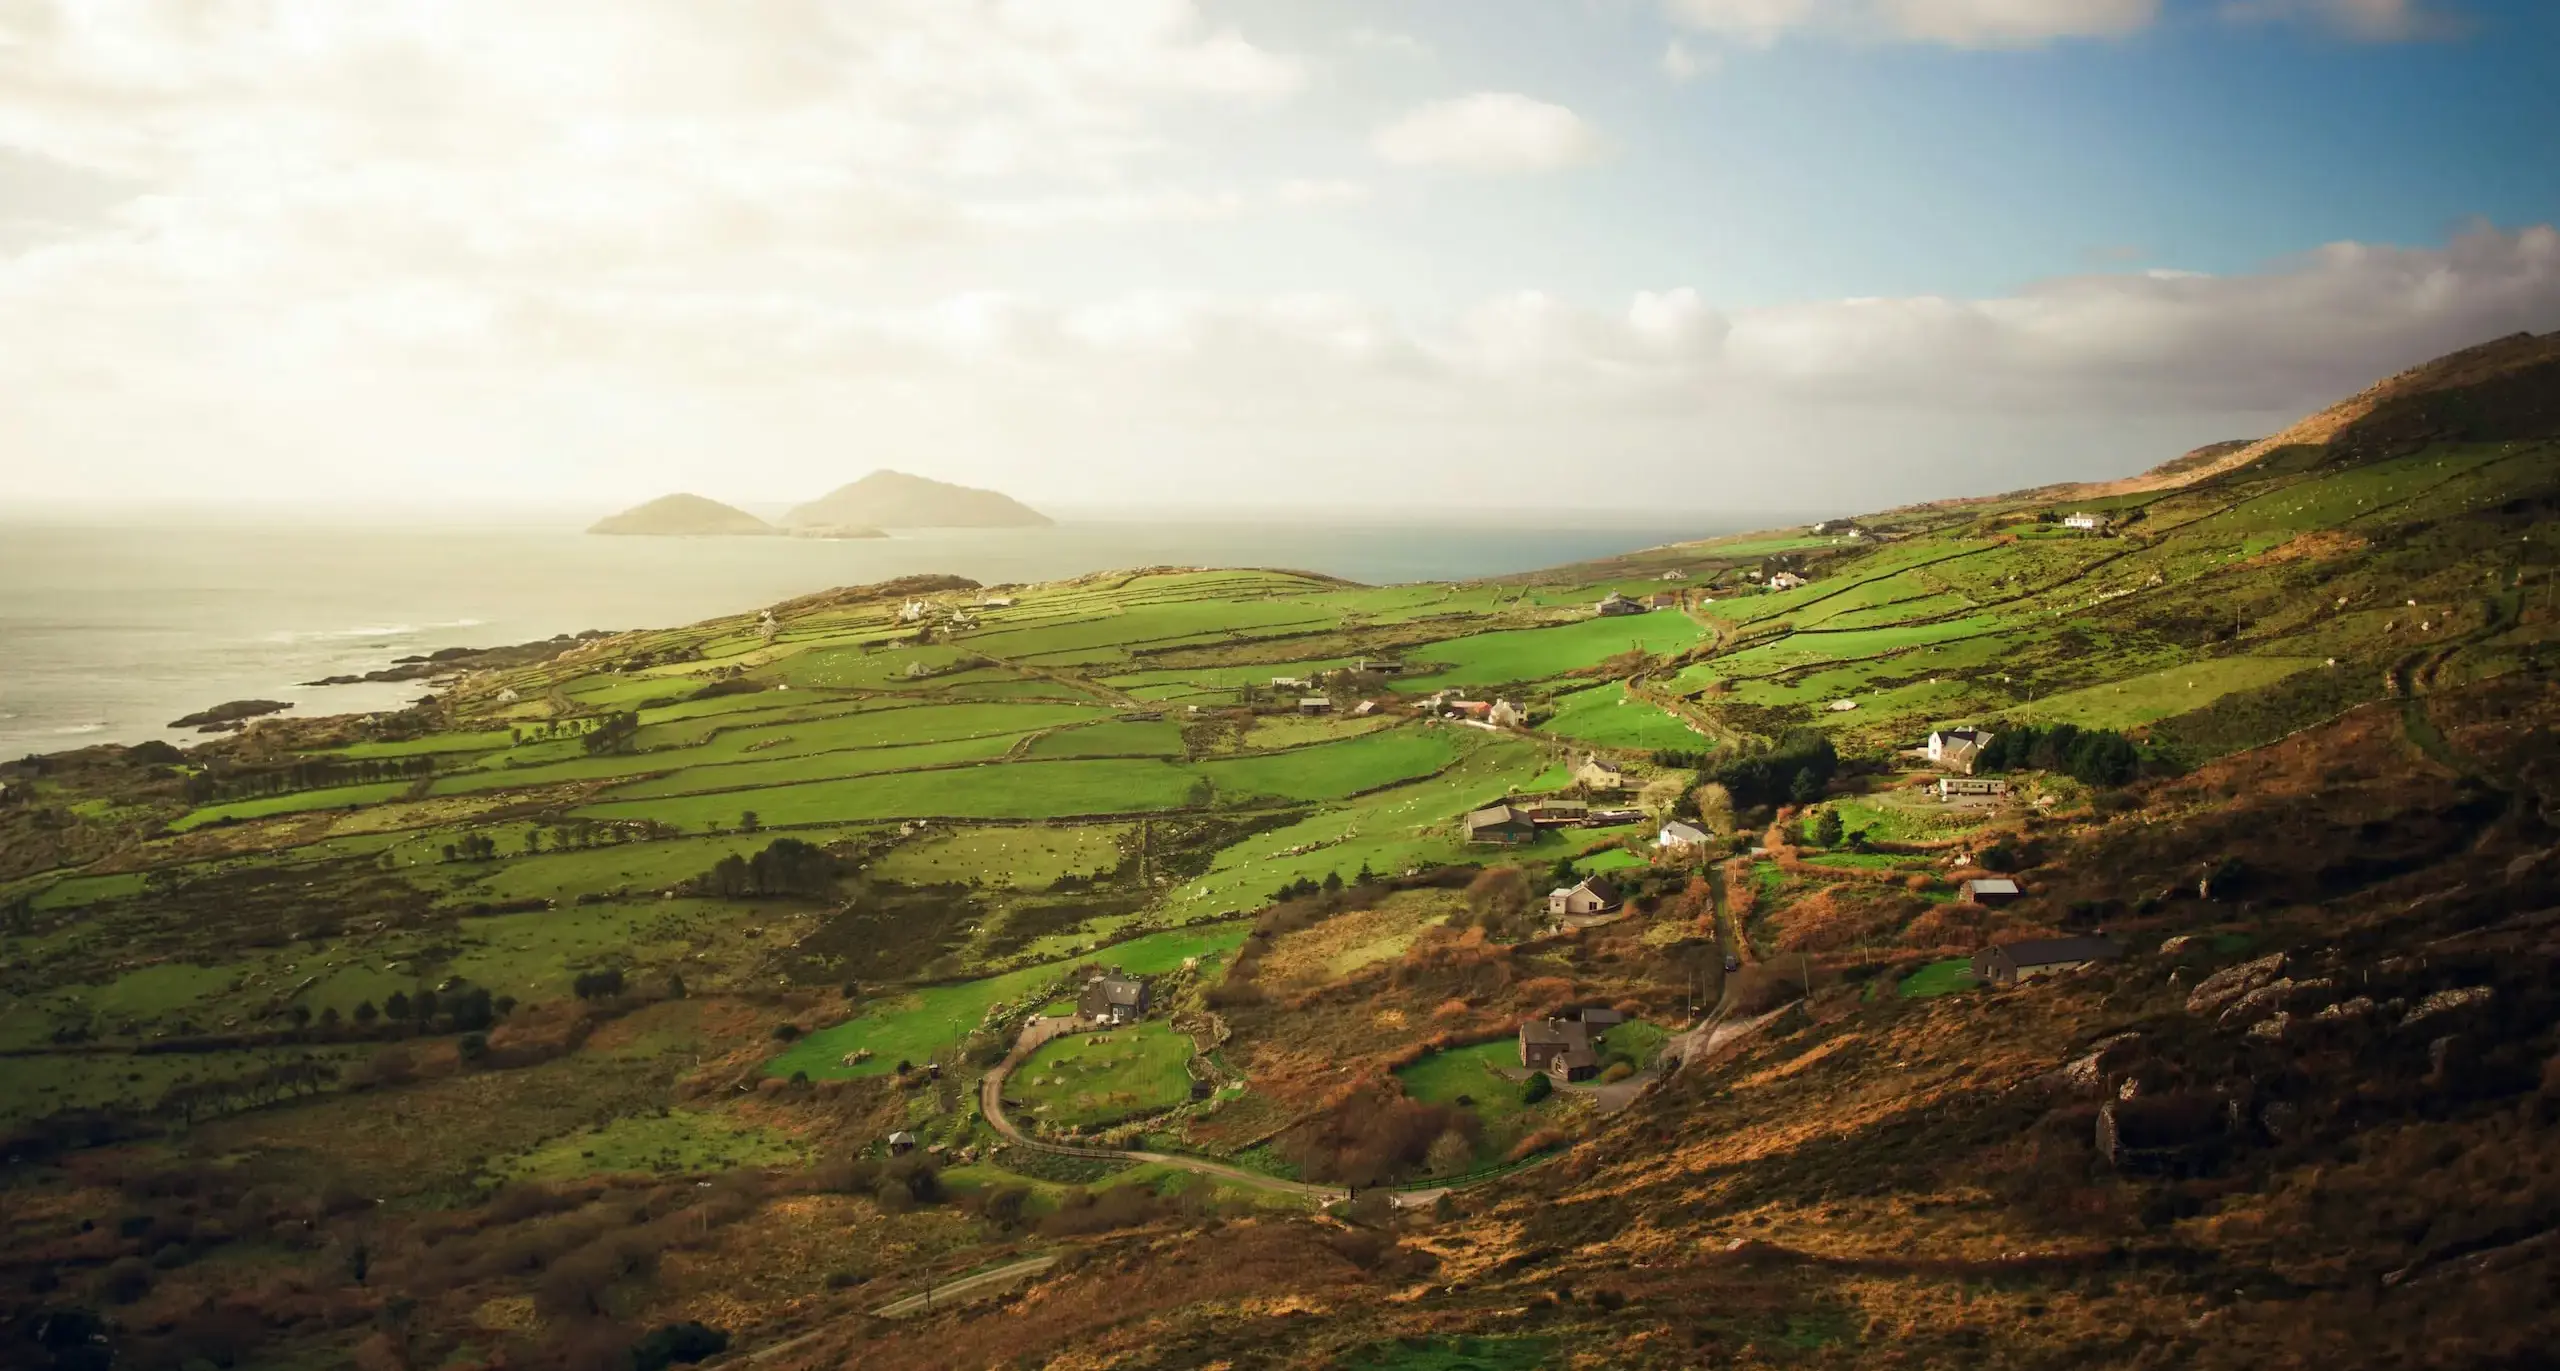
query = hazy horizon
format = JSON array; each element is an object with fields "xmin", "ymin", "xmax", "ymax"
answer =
[{"xmin": 2, "ymin": 1, "xmax": 2556, "ymax": 514}]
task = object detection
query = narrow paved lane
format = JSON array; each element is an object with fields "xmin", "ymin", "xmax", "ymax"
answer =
[{"xmin": 978, "ymin": 1044, "xmax": 1350, "ymax": 1204}]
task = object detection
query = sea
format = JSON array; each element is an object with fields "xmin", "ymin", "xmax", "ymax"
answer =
[{"xmin": 0, "ymin": 513, "xmax": 1769, "ymax": 755}]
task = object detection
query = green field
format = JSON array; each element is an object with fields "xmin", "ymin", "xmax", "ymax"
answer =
[
  {"xmin": 1008, "ymin": 1020, "xmax": 1198, "ymax": 1129},
  {"xmin": 766, "ymin": 922, "xmax": 1250, "ymax": 1080},
  {"xmin": 1536, "ymin": 682, "xmax": 1710, "ymax": 751},
  {"xmin": 574, "ymin": 756, "xmax": 1202, "ymax": 828},
  {"xmin": 1199, "ymin": 726, "xmax": 1464, "ymax": 803},
  {"xmin": 169, "ymin": 781, "xmax": 417, "ymax": 831},
  {"xmin": 490, "ymin": 1109, "xmax": 810, "ymax": 1181},
  {"xmin": 1400, "ymin": 613, "xmax": 1707, "ymax": 689},
  {"xmin": 1899, "ymin": 958, "xmax": 1979, "ymax": 997}
]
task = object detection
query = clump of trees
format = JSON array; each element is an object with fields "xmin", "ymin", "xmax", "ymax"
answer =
[
  {"xmin": 686, "ymin": 837, "xmax": 844, "ymax": 899},
  {"xmin": 1976, "ymin": 722, "xmax": 2142, "ymax": 786},
  {"xmin": 1707, "ymin": 731, "xmax": 1839, "ymax": 808},
  {"xmin": 582, "ymin": 711, "xmax": 642, "ymax": 756}
]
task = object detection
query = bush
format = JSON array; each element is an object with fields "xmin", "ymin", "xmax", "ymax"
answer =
[
  {"xmin": 1522, "ymin": 1073, "xmax": 1553, "ymax": 1104},
  {"xmin": 630, "ymin": 1321, "xmax": 729, "ymax": 1370},
  {"xmin": 1599, "ymin": 1062, "xmax": 1635, "ymax": 1084}
]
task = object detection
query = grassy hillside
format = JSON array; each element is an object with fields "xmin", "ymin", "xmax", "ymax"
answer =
[{"xmin": 2, "ymin": 333, "xmax": 2556, "ymax": 1371}]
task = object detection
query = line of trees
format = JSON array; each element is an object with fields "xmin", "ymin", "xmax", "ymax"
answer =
[
  {"xmin": 1976, "ymin": 722, "xmax": 2143, "ymax": 787},
  {"xmin": 182, "ymin": 755, "xmax": 436, "ymax": 804},
  {"xmin": 583, "ymin": 711, "xmax": 642, "ymax": 756}
]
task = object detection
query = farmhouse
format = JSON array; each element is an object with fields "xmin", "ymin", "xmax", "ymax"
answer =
[
  {"xmin": 1078, "ymin": 971, "xmax": 1151, "ymax": 1025},
  {"xmin": 1298, "ymin": 697, "xmax": 1333, "ymax": 715},
  {"xmin": 979, "ymin": 595, "xmax": 1016, "ymax": 608},
  {"xmin": 1519, "ymin": 1018, "xmax": 1601, "ymax": 1080},
  {"xmin": 1272, "ymin": 676, "xmax": 1312, "ymax": 690},
  {"xmin": 1659, "ymin": 569, "xmax": 1688, "ymax": 581},
  {"xmin": 1927, "ymin": 727, "xmax": 1996, "ymax": 773},
  {"xmin": 1573, "ymin": 754, "xmax": 1627, "ymax": 793},
  {"xmin": 1487, "ymin": 698, "xmax": 1527, "ymax": 728},
  {"xmin": 2062, "ymin": 513, "xmax": 2109, "ymax": 531},
  {"xmin": 1596, "ymin": 591, "xmax": 1647, "ymax": 617},
  {"xmin": 1351, "ymin": 656, "xmax": 1404, "ymax": 675},
  {"xmin": 1352, "ymin": 699, "xmax": 1379, "ymax": 717},
  {"xmin": 1464, "ymin": 804, "xmax": 1541, "ymax": 846},
  {"xmin": 1648, "ymin": 591, "xmax": 1680, "ymax": 609},
  {"xmin": 1937, "ymin": 776, "xmax": 2010, "ymax": 800},
  {"xmin": 1960, "ymin": 877, "xmax": 2024, "ymax": 906},
  {"xmin": 1548, "ymin": 876, "xmax": 1622, "ymax": 918},
  {"xmin": 1972, "ymin": 935, "xmax": 2123, "ymax": 987},
  {"xmin": 1656, "ymin": 820, "xmax": 1711, "ymax": 850},
  {"xmin": 1767, "ymin": 572, "xmax": 1807, "ymax": 591}
]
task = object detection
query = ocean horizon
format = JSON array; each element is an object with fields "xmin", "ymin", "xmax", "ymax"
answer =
[{"xmin": 0, "ymin": 512, "xmax": 1787, "ymax": 754}]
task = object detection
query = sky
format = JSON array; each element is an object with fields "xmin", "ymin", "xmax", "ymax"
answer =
[{"xmin": 1, "ymin": 0, "xmax": 2556, "ymax": 516}]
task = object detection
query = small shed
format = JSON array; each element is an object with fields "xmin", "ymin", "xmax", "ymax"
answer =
[
  {"xmin": 1960, "ymin": 877, "xmax": 2024, "ymax": 906},
  {"xmin": 886, "ymin": 1131, "xmax": 919, "ymax": 1155},
  {"xmin": 1972, "ymin": 936, "xmax": 2122, "ymax": 987},
  {"xmin": 1465, "ymin": 804, "xmax": 1540, "ymax": 846},
  {"xmin": 1596, "ymin": 592, "xmax": 1647, "ymax": 617},
  {"xmin": 1297, "ymin": 696, "xmax": 1332, "ymax": 715},
  {"xmin": 1937, "ymin": 776, "xmax": 2009, "ymax": 800}
]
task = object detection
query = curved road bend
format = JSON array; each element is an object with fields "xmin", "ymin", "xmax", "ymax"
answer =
[{"xmin": 976, "ymin": 1062, "xmax": 1350, "ymax": 1204}]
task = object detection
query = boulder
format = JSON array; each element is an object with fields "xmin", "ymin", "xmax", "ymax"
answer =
[
  {"xmin": 2401, "ymin": 985, "xmax": 2493, "ymax": 1029},
  {"xmin": 2186, "ymin": 953, "xmax": 2288, "ymax": 1015}
]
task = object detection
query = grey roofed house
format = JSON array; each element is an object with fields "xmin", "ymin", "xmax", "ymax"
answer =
[
  {"xmin": 1596, "ymin": 591, "xmax": 1647, "ymax": 616},
  {"xmin": 1518, "ymin": 1017, "xmax": 1594, "ymax": 1071},
  {"xmin": 1298, "ymin": 696, "xmax": 1332, "ymax": 714},
  {"xmin": 1577, "ymin": 1006, "xmax": 1626, "ymax": 1028},
  {"xmin": 1656, "ymin": 820, "xmax": 1711, "ymax": 849},
  {"xmin": 1960, "ymin": 877, "xmax": 2024, "ymax": 905},
  {"xmin": 1523, "ymin": 797, "xmax": 1589, "ymax": 826},
  {"xmin": 1972, "ymin": 935, "xmax": 2123, "ymax": 986},
  {"xmin": 1465, "ymin": 803, "xmax": 1541, "ymax": 845},
  {"xmin": 1545, "ymin": 1046, "xmax": 1602, "ymax": 1082},
  {"xmin": 1078, "ymin": 971, "xmax": 1150, "ymax": 1024}
]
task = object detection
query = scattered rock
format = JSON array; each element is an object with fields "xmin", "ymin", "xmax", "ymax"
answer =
[
  {"xmin": 2246, "ymin": 1012, "xmax": 2291, "ymax": 1040},
  {"xmin": 2315, "ymin": 996, "xmax": 2375, "ymax": 1021},
  {"xmin": 2401, "ymin": 985, "xmax": 2493, "ymax": 1028},
  {"xmin": 2186, "ymin": 953, "xmax": 2288, "ymax": 1015}
]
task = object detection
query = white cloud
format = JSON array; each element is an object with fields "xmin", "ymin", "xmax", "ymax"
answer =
[
  {"xmin": 1347, "ymin": 27, "xmax": 1435, "ymax": 58},
  {"xmin": 2219, "ymin": 0, "xmax": 2469, "ymax": 40},
  {"xmin": 1661, "ymin": 39, "xmax": 1720, "ymax": 80},
  {"xmin": 1668, "ymin": 0, "xmax": 2159, "ymax": 48},
  {"xmin": 1372, "ymin": 94, "xmax": 1602, "ymax": 174}
]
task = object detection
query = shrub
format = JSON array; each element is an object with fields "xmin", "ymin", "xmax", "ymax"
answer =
[
  {"xmin": 630, "ymin": 1321, "xmax": 730, "ymax": 1370},
  {"xmin": 1522, "ymin": 1073, "xmax": 1553, "ymax": 1105},
  {"xmin": 1599, "ymin": 1062, "xmax": 1635, "ymax": 1084}
]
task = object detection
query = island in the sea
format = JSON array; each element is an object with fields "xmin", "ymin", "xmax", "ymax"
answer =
[
  {"xmin": 784, "ymin": 469, "xmax": 1053, "ymax": 530},
  {"xmin": 587, "ymin": 493, "xmax": 780, "ymax": 537}
]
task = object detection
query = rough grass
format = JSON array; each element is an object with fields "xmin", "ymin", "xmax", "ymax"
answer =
[
  {"xmin": 869, "ymin": 824, "xmax": 1130, "ymax": 889},
  {"xmin": 767, "ymin": 922, "xmax": 1248, "ymax": 1080},
  {"xmin": 1537, "ymin": 682, "xmax": 1710, "ymax": 751},
  {"xmin": 490, "ymin": 1108, "xmax": 808, "ymax": 1181},
  {"xmin": 1899, "ymin": 957, "xmax": 1978, "ymax": 997},
  {"xmin": 1010, "ymin": 1020, "xmax": 1197, "ymax": 1129},
  {"xmin": 574, "ymin": 757, "xmax": 1203, "ymax": 828}
]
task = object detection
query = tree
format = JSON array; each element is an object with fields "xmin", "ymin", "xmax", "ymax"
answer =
[
  {"xmin": 1788, "ymin": 766, "xmax": 1826, "ymax": 806},
  {"xmin": 440, "ymin": 843, "xmax": 458, "ymax": 863},
  {"xmin": 667, "ymin": 972, "xmax": 688, "ymax": 1000},
  {"xmin": 353, "ymin": 1000, "xmax": 378, "ymax": 1027},
  {"xmin": 1638, "ymin": 774, "xmax": 1687, "ymax": 820},
  {"xmin": 1809, "ymin": 807, "xmax": 1844, "ymax": 847},
  {"xmin": 382, "ymin": 991, "xmax": 411, "ymax": 1022},
  {"xmin": 522, "ymin": 829, "xmax": 542, "ymax": 855},
  {"xmin": 319, "ymin": 1006, "xmax": 341, "ymax": 1032},
  {"xmin": 1425, "ymin": 1128, "xmax": 1475, "ymax": 1174},
  {"xmin": 1465, "ymin": 866, "xmax": 1533, "ymax": 940},
  {"xmin": 411, "ymin": 988, "xmax": 438, "ymax": 1023},
  {"xmin": 739, "ymin": 810, "xmax": 761, "ymax": 834},
  {"xmin": 1322, "ymin": 870, "xmax": 1343, "ymax": 894},
  {"xmin": 1522, "ymin": 1072, "xmax": 1553, "ymax": 1104}
]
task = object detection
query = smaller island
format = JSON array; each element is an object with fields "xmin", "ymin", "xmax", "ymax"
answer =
[
  {"xmin": 168, "ymin": 699, "xmax": 293, "ymax": 732},
  {"xmin": 784, "ymin": 470, "xmax": 1052, "ymax": 530},
  {"xmin": 588, "ymin": 493, "xmax": 778, "ymax": 537}
]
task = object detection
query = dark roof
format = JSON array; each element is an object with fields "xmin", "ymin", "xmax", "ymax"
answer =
[
  {"xmin": 1578, "ymin": 1007, "xmax": 1626, "ymax": 1027},
  {"xmin": 1550, "ymin": 1048, "xmax": 1600, "ymax": 1072},
  {"xmin": 1519, "ymin": 1019, "xmax": 1592, "ymax": 1049},
  {"xmin": 1466, "ymin": 804, "xmax": 1536, "ymax": 830},
  {"xmin": 1086, "ymin": 974, "xmax": 1146, "ymax": 1006},
  {"xmin": 1573, "ymin": 877, "xmax": 1622, "ymax": 905},
  {"xmin": 1994, "ymin": 936, "xmax": 2123, "ymax": 967}
]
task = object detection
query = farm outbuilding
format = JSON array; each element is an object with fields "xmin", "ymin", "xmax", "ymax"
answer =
[
  {"xmin": 1960, "ymin": 877, "xmax": 2024, "ymax": 905},
  {"xmin": 1972, "ymin": 936, "xmax": 2122, "ymax": 986},
  {"xmin": 1464, "ymin": 804, "xmax": 1541, "ymax": 846},
  {"xmin": 1937, "ymin": 776, "xmax": 2009, "ymax": 800},
  {"xmin": 1078, "ymin": 972, "xmax": 1151, "ymax": 1025}
]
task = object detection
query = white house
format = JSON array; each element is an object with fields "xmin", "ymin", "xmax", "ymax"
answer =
[
  {"xmin": 1572, "ymin": 754, "xmax": 1627, "ymax": 792},
  {"xmin": 2063, "ymin": 514, "xmax": 2107, "ymax": 531},
  {"xmin": 1656, "ymin": 820, "xmax": 1711, "ymax": 850},
  {"xmin": 1767, "ymin": 572, "xmax": 1807, "ymax": 591},
  {"xmin": 1927, "ymin": 728, "xmax": 1996, "ymax": 773},
  {"xmin": 1547, "ymin": 877, "xmax": 1623, "ymax": 918},
  {"xmin": 1487, "ymin": 699, "xmax": 1526, "ymax": 728}
]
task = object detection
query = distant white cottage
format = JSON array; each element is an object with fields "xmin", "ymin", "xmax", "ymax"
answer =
[
  {"xmin": 1767, "ymin": 572, "xmax": 1807, "ymax": 591},
  {"xmin": 2063, "ymin": 513, "xmax": 2107, "ymax": 531}
]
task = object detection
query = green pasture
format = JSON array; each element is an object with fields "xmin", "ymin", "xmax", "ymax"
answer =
[
  {"xmin": 169, "ymin": 781, "xmax": 417, "ymax": 832},
  {"xmin": 1899, "ymin": 958, "xmax": 1978, "ymax": 998},
  {"xmin": 1536, "ymin": 682, "xmax": 1708, "ymax": 751},
  {"xmin": 435, "ymin": 824, "xmax": 884, "ymax": 903},
  {"xmin": 1238, "ymin": 713, "xmax": 1395, "ymax": 750},
  {"xmin": 490, "ymin": 1109, "xmax": 809, "ymax": 1182},
  {"xmin": 589, "ymin": 731, "xmax": 1034, "ymax": 801},
  {"xmin": 314, "ymin": 730, "xmax": 515, "ymax": 760},
  {"xmin": 766, "ymin": 921, "xmax": 1249, "ymax": 1080},
  {"xmin": 1009, "ymin": 1020, "xmax": 1197, "ymax": 1129},
  {"xmin": 870, "ymin": 823, "xmax": 1130, "ymax": 889},
  {"xmin": 1027, "ymin": 719, "xmax": 1187, "ymax": 759},
  {"xmin": 1399, "ymin": 613, "xmax": 1706, "ymax": 689},
  {"xmin": 574, "ymin": 757, "xmax": 1201, "ymax": 828},
  {"xmin": 2016, "ymin": 655, "xmax": 2323, "ymax": 730},
  {"xmin": 1200, "ymin": 726, "xmax": 1464, "ymax": 803}
]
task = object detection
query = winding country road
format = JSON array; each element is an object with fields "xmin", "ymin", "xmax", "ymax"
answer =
[{"xmin": 976, "ymin": 1049, "xmax": 1351, "ymax": 1204}]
